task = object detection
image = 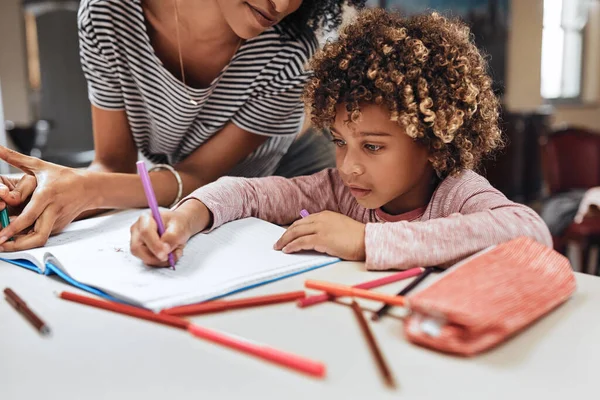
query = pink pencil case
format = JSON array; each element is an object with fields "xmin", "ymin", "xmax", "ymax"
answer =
[{"xmin": 404, "ymin": 237, "xmax": 576, "ymax": 356}]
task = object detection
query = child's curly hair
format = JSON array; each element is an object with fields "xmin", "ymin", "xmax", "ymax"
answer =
[{"xmin": 304, "ymin": 9, "xmax": 503, "ymax": 176}]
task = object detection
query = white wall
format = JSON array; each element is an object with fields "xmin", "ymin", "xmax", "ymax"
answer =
[{"xmin": 505, "ymin": 0, "xmax": 600, "ymax": 131}]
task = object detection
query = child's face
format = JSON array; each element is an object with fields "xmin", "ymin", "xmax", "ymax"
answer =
[{"xmin": 331, "ymin": 104, "xmax": 435, "ymax": 214}]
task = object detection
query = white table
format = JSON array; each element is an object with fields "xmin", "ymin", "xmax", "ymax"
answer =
[{"xmin": 1, "ymin": 260, "xmax": 599, "ymax": 400}]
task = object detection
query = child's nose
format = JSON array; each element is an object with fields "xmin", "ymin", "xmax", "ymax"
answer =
[{"xmin": 338, "ymin": 153, "xmax": 363, "ymax": 176}]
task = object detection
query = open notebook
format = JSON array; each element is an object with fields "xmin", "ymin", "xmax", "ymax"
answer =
[{"xmin": 0, "ymin": 210, "xmax": 339, "ymax": 311}]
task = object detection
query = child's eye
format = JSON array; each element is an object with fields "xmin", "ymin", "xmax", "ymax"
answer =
[
  {"xmin": 332, "ymin": 139, "xmax": 346, "ymax": 147},
  {"xmin": 364, "ymin": 144, "xmax": 383, "ymax": 152}
]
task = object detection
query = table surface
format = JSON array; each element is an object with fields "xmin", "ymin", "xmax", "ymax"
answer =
[{"xmin": 1, "ymin": 258, "xmax": 598, "ymax": 400}]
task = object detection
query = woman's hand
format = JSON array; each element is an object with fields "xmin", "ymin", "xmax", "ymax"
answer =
[
  {"xmin": 574, "ymin": 187, "xmax": 600, "ymax": 223},
  {"xmin": 0, "ymin": 173, "xmax": 37, "ymax": 215},
  {"xmin": 0, "ymin": 146, "xmax": 96, "ymax": 251},
  {"xmin": 130, "ymin": 200, "xmax": 212, "ymax": 267},
  {"xmin": 274, "ymin": 211, "xmax": 366, "ymax": 261}
]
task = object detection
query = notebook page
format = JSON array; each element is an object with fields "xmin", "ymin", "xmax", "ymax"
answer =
[
  {"xmin": 44, "ymin": 210, "xmax": 338, "ymax": 310},
  {"xmin": 0, "ymin": 215, "xmax": 107, "ymax": 272}
]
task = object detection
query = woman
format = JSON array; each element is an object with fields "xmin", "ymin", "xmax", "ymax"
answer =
[{"xmin": 0, "ymin": 0, "xmax": 364, "ymax": 251}]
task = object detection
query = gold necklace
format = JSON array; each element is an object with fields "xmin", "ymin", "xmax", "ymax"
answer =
[{"xmin": 173, "ymin": 0, "xmax": 243, "ymax": 106}]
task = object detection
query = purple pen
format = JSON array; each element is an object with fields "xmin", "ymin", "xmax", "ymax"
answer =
[
  {"xmin": 136, "ymin": 161, "xmax": 176, "ymax": 270},
  {"xmin": 299, "ymin": 209, "xmax": 310, "ymax": 218}
]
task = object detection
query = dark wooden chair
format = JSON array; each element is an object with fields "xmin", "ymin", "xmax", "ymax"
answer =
[{"xmin": 540, "ymin": 127, "xmax": 600, "ymax": 274}]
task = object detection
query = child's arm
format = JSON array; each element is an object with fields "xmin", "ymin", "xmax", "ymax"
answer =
[
  {"xmin": 181, "ymin": 168, "xmax": 345, "ymax": 231},
  {"xmin": 364, "ymin": 181, "xmax": 553, "ymax": 271}
]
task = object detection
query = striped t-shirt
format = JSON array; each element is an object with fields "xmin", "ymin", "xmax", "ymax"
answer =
[{"xmin": 78, "ymin": 0, "xmax": 318, "ymax": 176}]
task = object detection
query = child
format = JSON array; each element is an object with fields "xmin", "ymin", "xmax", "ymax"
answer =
[{"xmin": 129, "ymin": 9, "xmax": 552, "ymax": 270}]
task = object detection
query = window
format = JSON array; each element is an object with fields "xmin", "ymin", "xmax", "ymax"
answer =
[{"xmin": 541, "ymin": 0, "xmax": 591, "ymax": 100}]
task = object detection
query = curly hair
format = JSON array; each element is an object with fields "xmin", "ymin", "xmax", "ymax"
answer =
[
  {"xmin": 304, "ymin": 8, "xmax": 503, "ymax": 176},
  {"xmin": 280, "ymin": 0, "xmax": 366, "ymax": 36}
]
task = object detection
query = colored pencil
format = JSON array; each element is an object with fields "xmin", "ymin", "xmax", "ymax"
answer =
[
  {"xmin": 58, "ymin": 291, "xmax": 189, "ymax": 330},
  {"xmin": 372, "ymin": 267, "xmax": 441, "ymax": 321},
  {"xmin": 4, "ymin": 288, "xmax": 51, "ymax": 335},
  {"xmin": 188, "ymin": 324, "xmax": 326, "ymax": 378},
  {"xmin": 298, "ymin": 268, "xmax": 423, "ymax": 308},
  {"xmin": 350, "ymin": 301, "xmax": 395, "ymax": 388},
  {"xmin": 304, "ymin": 280, "xmax": 406, "ymax": 307},
  {"xmin": 162, "ymin": 291, "xmax": 306, "ymax": 316}
]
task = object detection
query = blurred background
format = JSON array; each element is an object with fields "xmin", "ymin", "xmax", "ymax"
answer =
[{"xmin": 0, "ymin": 0, "xmax": 599, "ymax": 271}]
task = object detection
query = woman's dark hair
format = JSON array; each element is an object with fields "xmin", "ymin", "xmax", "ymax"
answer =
[{"xmin": 281, "ymin": 0, "xmax": 366, "ymax": 35}]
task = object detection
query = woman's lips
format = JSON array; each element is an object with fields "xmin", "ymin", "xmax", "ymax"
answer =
[{"xmin": 246, "ymin": 3, "xmax": 277, "ymax": 28}]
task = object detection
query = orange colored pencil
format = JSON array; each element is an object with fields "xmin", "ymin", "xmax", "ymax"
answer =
[
  {"xmin": 162, "ymin": 291, "xmax": 306, "ymax": 316},
  {"xmin": 58, "ymin": 291, "xmax": 190, "ymax": 330},
  {"xmin": 305, "ymin": 280, "xmax": 406, "ymax": 307},
  {"xmin": 298, "ymin": 268, "xmax": 423, "ymax": 308}
]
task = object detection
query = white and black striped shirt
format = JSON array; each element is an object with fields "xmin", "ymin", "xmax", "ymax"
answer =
[{"xmin": 78, "ymin": 0, "xmax": 317, "ymax": 176}]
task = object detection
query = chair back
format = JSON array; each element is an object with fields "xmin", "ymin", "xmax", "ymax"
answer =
[{"xmin": 541, "ymin": 127, "xmax": 600, "ymax": 195}]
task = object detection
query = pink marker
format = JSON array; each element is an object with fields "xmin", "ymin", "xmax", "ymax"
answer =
[
  {"xmin": 299, "ymin": 209, "xmax": 310, "ymax": 218},
  {"xmin": 136, "ymin": 161, "xmax": 176, "ymax": 270}
]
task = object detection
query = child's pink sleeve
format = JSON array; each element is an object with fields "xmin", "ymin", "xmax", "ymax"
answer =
[
  {"xmin": 179, "ymin": 169, "xmax": 345, "ymax": 230},
  {"xmin": 364, "ymin": 178, "xmax": 553, "ymax": 271}
]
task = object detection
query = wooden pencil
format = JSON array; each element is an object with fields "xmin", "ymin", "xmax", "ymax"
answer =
[
  {"xmin": 298, "ymin": 268, "xmax": 423, "ymax": 308},
  {"xmin": 161, "ymin": 291, "xmax": 306, "ymax": 316},
  {"xmin": 58, "ymin": 291, "xmax": 189, "ymax": 330},
  {"xmin": 305, "ymin": 280, "xmax": 406, "ymax": 306},
  {"xmin": 350, "ymin": 300, "xmax": 396, "ymax": 388}
]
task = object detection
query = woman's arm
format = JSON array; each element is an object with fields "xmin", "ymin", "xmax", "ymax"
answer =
[
  {"xmin": 0, "ymin": 105, "xmax": 268, "ymax": 251},
  {"xmin": 87, "ymin": 105, "xmax": 269, "ymax": 209}
]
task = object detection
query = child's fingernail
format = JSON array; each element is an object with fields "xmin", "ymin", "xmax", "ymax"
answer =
[
  {"xmin": 282, "ymin": 246, "xmax": 289, "ymax": 253},
  {"xmin": 158, "ymin": 253, "xmax": 167, "ymax": 261},
  {"xmin": 175, "ymin": 249, "xmax": 183, "ymax": 259}
]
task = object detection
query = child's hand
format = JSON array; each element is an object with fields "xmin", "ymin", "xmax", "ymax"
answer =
[
  {"xmin": 130, "ymin": 200, "xmax": 212, "ymax": 267},
  {"xmin": 274, "ymin": 211, "xmax": 366, "ymax": 261}
]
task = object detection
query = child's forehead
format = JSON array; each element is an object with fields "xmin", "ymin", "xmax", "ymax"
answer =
[{"xmin": 332, "ymin": 103, "xmax": 402, "ymax": 136}]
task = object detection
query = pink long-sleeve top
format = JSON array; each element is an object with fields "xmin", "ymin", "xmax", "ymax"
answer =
[{"xmin": 181, "ymin": 169, "xmax": 552, "ymax": 270}]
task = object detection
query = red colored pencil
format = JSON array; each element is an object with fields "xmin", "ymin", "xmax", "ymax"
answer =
[
  {"xmin": 188, "ymin": 324, "xmax": 326, "ymax": 378},
  {"xmin": 162, "ymin": 291, "xmax": 306, "ymax": 317},
  {"xmin": 58, "ymin": 291, "xmax": 189, "ymax": 330},
  {"xmin": 297, "ymin": 267, "xmax": 423, "ymax": 308}
]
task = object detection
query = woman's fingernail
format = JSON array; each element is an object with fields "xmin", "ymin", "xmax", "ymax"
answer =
[
  {"xmin": 0, "ymin": 236, "xmax": 7, "ymax": 243},
  {"xmin": 282, "ymin": 246, "xmax": 289, "ymax": 253},
  {"xmin": 0, "ymin": 246, "xmax": 4, "ymax": 252}
]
